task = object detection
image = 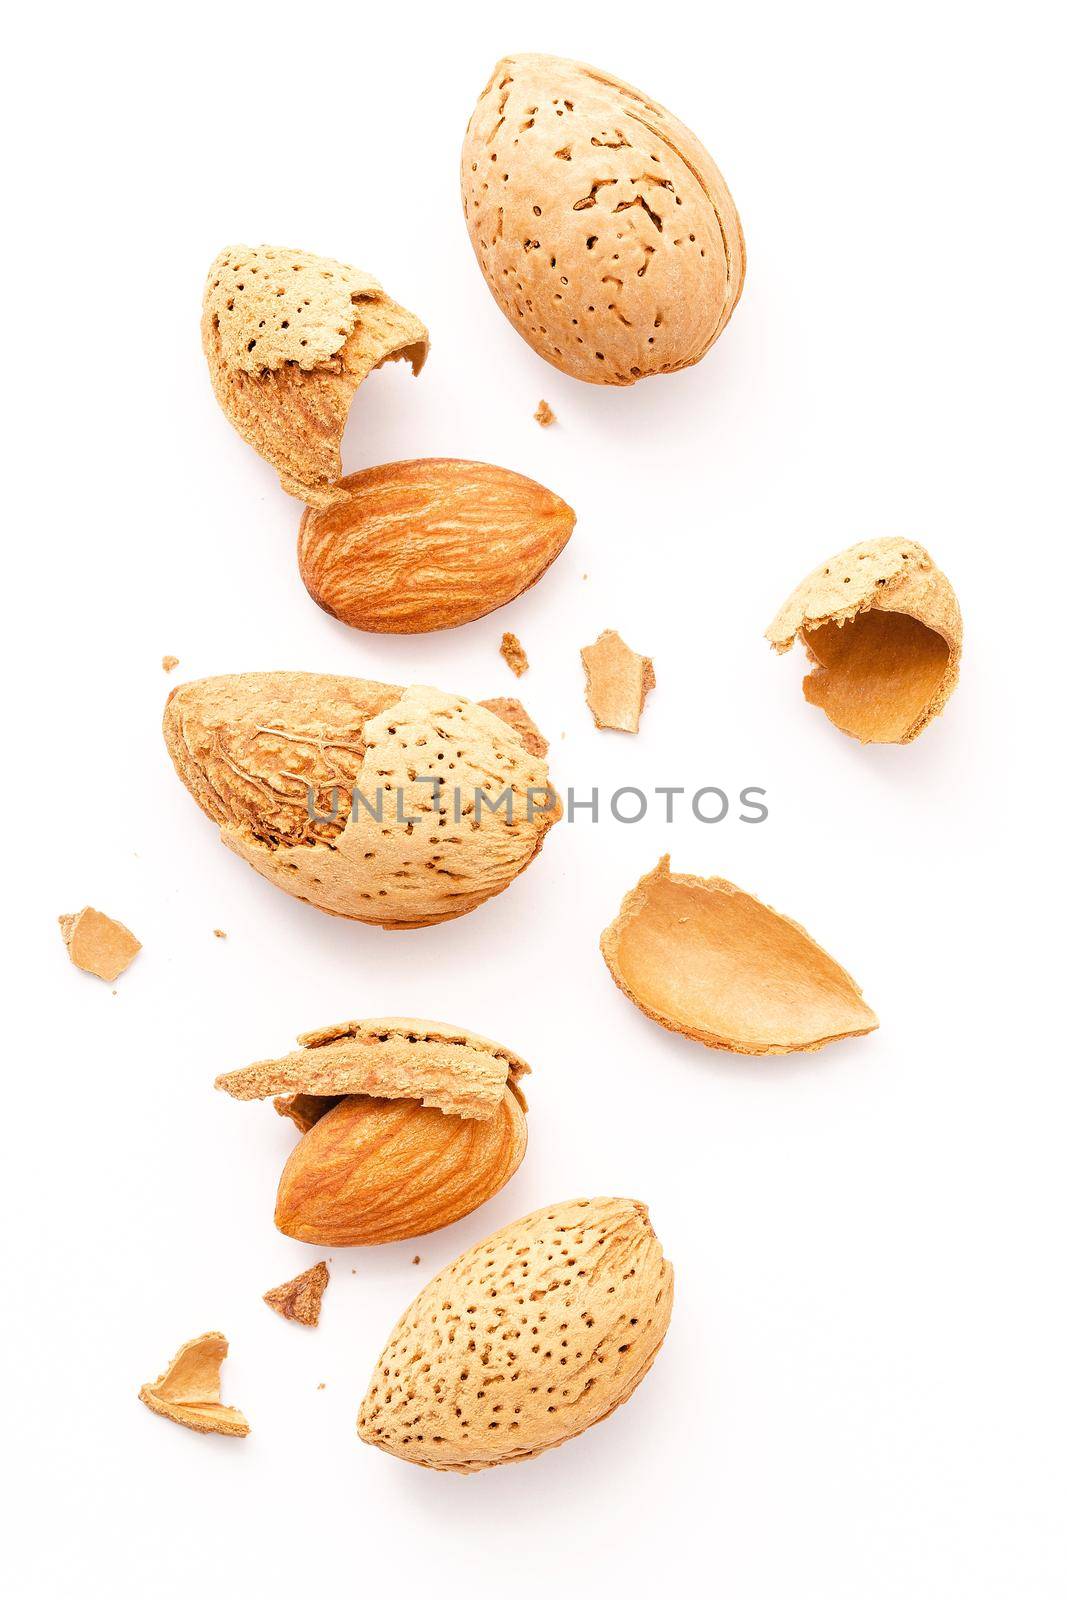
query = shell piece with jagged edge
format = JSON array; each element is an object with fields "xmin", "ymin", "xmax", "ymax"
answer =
[
  {"xmin": 162, "ymin": 672, "xmax": 559, "ymax": 929},
  {"xmin": 581, "ymin": 629, "xmax": 655, "ymax": 732},
  {"xmin": 766, "ymin": 538, "xmax": 962, "ymax": 744},
  {"xmin": 461, "ymin": 54, "xmax": 744, "ymax": 385},
  {"xmin": 601, "ymin": 856, "xmax": 878, "ymax": 1056},
  {"xmin": 263, "ymin": 1262, "xmax": 330, "ymax": 1327},
  {"xmin": 138, "ymin": 1332, "xmax": 249, "ymax": 1437},
  {"xmin": 217, "ymin": 1019, "xmax": 531, "ymax": 1247},
  {"xmin": 358, "ymin": 1197, "xmax": 673, "ymax": 1471},
  {"xmin": 201, "ymin": 245, "xmax": 428, "ymax": 506}
]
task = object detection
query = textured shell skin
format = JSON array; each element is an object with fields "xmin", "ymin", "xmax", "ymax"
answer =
[
  {"xmin": 358, "ymin": 1197, "xmax": 673, "ymax": 1472},
  {"xmin": 298, "ymin": 459, "xmax": 575, "ymax": 633},
  {"xmin": 163, "ymin": 673, "xmax": 558, "ymax": 928},
  {"xmin": 202, "ymin": 245, "xmax": 428, "ymax": 506},
  {"xmin": 274, "ymin": 1087, "xmax": 528, "ymax": 1247},
  {"xmin": 216, "ymin": 1016, "xmax": 531, "ymax": 1120},
  {"xmin": 461, "ymin": 55, "xmax": 744, "ymax": 385},
  {"xmin": 767, "ymin": 538, "xmax": 962, "ymax": 744},
  {"xmin": 601, "ymin": 856, "xmax": 878, "ymax": 1055}
]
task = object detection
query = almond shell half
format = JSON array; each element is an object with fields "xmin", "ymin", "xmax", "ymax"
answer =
[
  {"xmin": 766, "ymin": 537, "xmax": 962, "ymax": 744},
  {"xmin": 601, "ymin": 856, "xmax": 878, "ymax": 1055}
]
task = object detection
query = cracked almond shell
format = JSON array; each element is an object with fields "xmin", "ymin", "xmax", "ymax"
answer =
[
  {"xmin": 767, "ymin": 538, "xmax": 962, "ymax": 744},
  {"xmin": 461, "ymin": 54, "xmax": 744, "ymax": 385},
  {"xmin": 298, "ymin": 458, "xmax": 574, "ymax": 632},
  {"xmin": 358, "ymin": 1197, "xmax": 673, "ymax": 1471},
  {"xmin": 217, "ymin": 1019, "xmax": 530, "ymax": 1247},
  {"xmin": 162, "ymin": 672, "xmax": 558, "ymax": 929},
  {"xmin": 601, "ymin": 856, "xmax": 878, "ymax": 1055},
  {"xmin": 202, "ymin": 245, "xmax": 428, "ymax": 507},
  {"xmin": 139, "ymin": 1332, "xmax": 248, "ymax": 1437}
]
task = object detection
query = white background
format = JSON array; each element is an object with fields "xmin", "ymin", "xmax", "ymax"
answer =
[{"xmin": 6, "ymin": 3, "xmax": 1065, "ymax": 1595}]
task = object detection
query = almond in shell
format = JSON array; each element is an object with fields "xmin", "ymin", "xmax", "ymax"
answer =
[
  {"xmin": 216, "ymin": 1019, "xmax": 531, "ymax": 1247},
  {"xmin": 767, "ymin": 538, "xmax": 962, "ymax": 744},
  {"xmin": 163, "ymin": 672, "xmax": 559, "ymax": 928},
  {"xmin": 358, "ymin": 1197, "xmax": 673, "ymax": 1471},
  {"xmin": 461, "ymin": 54, "xmax": 744, "ymax": 384},
  {"xmin": 298, "ymin": 459, "xmax": 574, "ymax": 633},
  {"xmin": 602, "ymin": 856, "xmax": 878, "ymax": 1055},
  {"xmin": 202, "ymin": 245, "xmax": 428, "ymax": 507}
]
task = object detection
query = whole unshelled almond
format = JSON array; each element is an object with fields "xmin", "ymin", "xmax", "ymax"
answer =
[
  {"xmin": 297, "ymin": 459, "xmax": 575, "ymax": 633},
  {"xmin": 358, "ymin": 1197, "xmax": 673, "ymax": 1472}
]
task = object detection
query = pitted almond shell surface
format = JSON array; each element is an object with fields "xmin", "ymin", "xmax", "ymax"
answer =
[
  {"xmin": 461, "ymin": 54, "xmax": 744, "ymax": 385},
  {"xmin": 218, "ymin": 1019, "xmax": 531, "ymax": 1248},
  {"xmin": 298, "ymin": 459, "xmax": 574, "ymax": 633},
  {"xmin": 139, "ymin": 1332, "xmax": 249, "ymax": 1437},
  {"xmin": 358, "ymin": 1197, "xmax": 673, "ymax": 1471},
  {"xmin": 766, "ymin": 538, "xmax": 962, "ymax": 744},
  {"xmin": 602, "ymin": 856, "xmax": 878, "ymax": 1055},
  {"xmin": 202, "ymin": 245, "xmax": 428, "ymax": 506},
  {"xmin": 163, "ymin": 673, "xmax": 558, "ymax": 929}
]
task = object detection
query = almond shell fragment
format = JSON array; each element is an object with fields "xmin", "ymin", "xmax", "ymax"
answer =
[
  {"xmin": 138, "ymin": 1332, "xmax": 249, "ymax": 1437},
  {"xmin": 601, "ymin": 856, "xmax": 878, "ymax": 1055},
  {"xmin": 766, "ymin": 537, "xmax": 962, "ymax": 744},
  {"xmin": 202, "ymin": 245, "xmax": 428, "ymax": 507},
  {"xmin": 58, "ymin": 907, "xmax": 141, "ymax": 982},
  {"xmin": 581, "ymin": 629, "xmax": 655, "ymax": 733},
  {"xmin": 263, "ymin": 1261, "xmax": 329, "ymax": 1327}
]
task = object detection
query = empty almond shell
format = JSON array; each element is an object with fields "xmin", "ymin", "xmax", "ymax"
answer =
[
  {"xmin": 767, "ymin": 538, "xmax": 962, "ymax": 744},
  {"xmin": 216, "ymin": 1019, "xmax": 530, "ymax": 1247},
  {"xmin": 201, "ymin": 245, "xmax": 428, "ymax": 506},
  {"xmin": 601, "ymin": 856, "xmax": 878, "ymax": 1055}
]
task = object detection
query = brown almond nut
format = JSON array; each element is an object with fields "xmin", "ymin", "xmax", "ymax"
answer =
[
  {"xmin": 601, "ymin": 856, "xmax": 878, "ymax": 1055},
  {"xmin": 767, "ymin": 538, "xmax": 962, "ymax": 744},
  {"xmin": 162, "ymin": 672, "xmax": 559, "ymax": 928},
  {"xmin": 202, "ymin": 245, "xmax": 428, "ymax": 507},
  {"xmin": 358, "ymin": 1197, "xmax": 673, "ymax": 1472},
  {"xmin": 298, "ymin": 459, "xmax": 575, "ymax": 633},
  {"xmin": 217, "ymin": 1018, "xmax": 531, "ymax": 1247},
  {"xmin": 461, "ymin": 55, "xmax": 744, "ymax": 385}
]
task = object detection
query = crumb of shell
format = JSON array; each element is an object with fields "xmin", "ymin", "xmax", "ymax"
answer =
[
  {"xmin": 162, "ymin": 655, "xmax": 179, "ymax": 673},
  {"xmin": 581, "ymin": 630, "xmax": 655, "ymax": 733},
  {"xmin": 59, "ymin": 907, "xmax": 141, "ymax": 982},
  {"xmin": 534, "ymin": 399, "xmax": 556, "ymax": 427},
  {"xmin": 213, "ymin": 928, "xmax": 227, "ymax": 939},
  {"xmin": 411, "ymin": 1255, "xmax": 421, "ymax": 1265},
  {"xmin": 500, "ymin": 632, "xmax": 529, "ymax": 677},
  {"xmin": 317, "ymin": 1382, "xmax": 326, "ymax": 1390},
  {"xmin": 263, "ymin": 1261, "xmax": 329, "ymax": 1327}
]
